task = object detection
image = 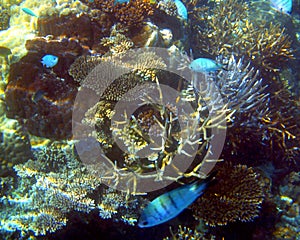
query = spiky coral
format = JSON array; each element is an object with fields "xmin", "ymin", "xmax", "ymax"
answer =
[
  {"xmin": 191, "ymin": 0, "xmax": 293, "ymax": 75},
  {"xmin": 191, "ymin": 164, "xmax": 265, "ymax": 226}
]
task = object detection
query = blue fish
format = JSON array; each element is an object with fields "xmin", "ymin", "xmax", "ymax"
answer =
[
  {"xmin": 138, "ymin": 172, "xmax": 216, "ymax": 228},
  {"xmin": 41, "ymin": 54, "xmax": 59, "ymax": 68},
  {"xmin": 114, "ymin": 0, "xmax": 130, "ymax": 5},
  {"xmin": 32, "ymin": 90, "xmax": 47, "ymax": 103},
  {"xmin": 174, "ymin": 0, "xmax": 188, "ymax": 20},
  {"xmin": 189, "ymin": 58, "xmax": 223, "ymax": 73},
  {"xmin": 270, "ymin": 0, "xmax": 292, "ymax": 14},
  {"xmin": 22, "ymin": 8, "xmax": 38, "ymax": 17}
]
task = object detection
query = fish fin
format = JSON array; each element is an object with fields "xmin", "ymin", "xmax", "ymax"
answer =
[{"xmin": 193, "ymin": 171, "xmax": 218, "ymax": 195}]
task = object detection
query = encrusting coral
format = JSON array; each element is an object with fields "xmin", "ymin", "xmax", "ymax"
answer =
[{"xmin": 191, "ymin": 163, "xmax": 266, "ymax": 226}]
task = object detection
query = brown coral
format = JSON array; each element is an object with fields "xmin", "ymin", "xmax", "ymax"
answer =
[
  {"xmin": 5, "ymin": 37, "xmax": 82, "ymax": 139},
  {"xmin": 192, "ymin": 0, "xmax": 293, "ymax": 75},
  {"xmin": 191, "ymin": 163, "xmax": 265, "ymax": 226},
  {"xmin": 84, "ymin": 0, "xmax": 155, "ymax": 28},
  {"xmin": 114, "ymin": 0, "xmax": 155, "ymax": 26},
  {"xmin": 0, "ymin": 6, "xmax": 10, "ymax": 31}
]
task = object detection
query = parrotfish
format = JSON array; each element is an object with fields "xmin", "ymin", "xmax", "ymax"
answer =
[
  {"xmin": 189, "ymin": 58, "xmax": 223, "ymax": 73},
  {"xmin": 22, "ymin": 8, "xmax": 38, "ymax": 17},
  {"xmin": 270, "ymin": 0, "xmax": 292, "ymax": 14},
  {"xmin": 174, "ymin": 0, "xmax": 188, "ymax": 20},
  {"xmin": 41, "ymin": 54, "xmax": 59, "ymax": 68},
  {"xmin": 138, "ymin": 172, "xmax": 216, "ymax": 228}
]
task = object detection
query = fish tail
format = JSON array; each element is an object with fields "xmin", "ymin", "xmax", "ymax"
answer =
[{"xmin": 193, "ymin": 171, "xmax": 217, "ymax": 195}]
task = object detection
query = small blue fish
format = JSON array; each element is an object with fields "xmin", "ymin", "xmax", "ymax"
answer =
[
  {"xmin": 189, "ymin": 58, "xmax": 223, "ymax": 73},
  {"xmin": 41, "ymin": 54, "xmax": 59, "ymax": 68},
  {"xmin": 22, "ymin": 8, "xmax": 38, "ymax": 17},
  {"xmin": 270, "ymin": 0, "xmax": 292, "ymax": 14},
  {"xmin": 138, "ymin": 172, "xmax": 216, "ymax": 228},
  {"xmin": 174, "ymin": 0, "xmax": 188, "ymax": 20},
  {"xmin": 32, "ymin": 90, "xmax": 47, "ymax": 103},
  {"xmin": 114, "ymin": 0, "xmax": 130, "ymax": 5}
]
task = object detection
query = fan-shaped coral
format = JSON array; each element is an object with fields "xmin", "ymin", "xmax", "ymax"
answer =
[{"xmin": 191, "ymin": 163, "xmax": 265, "ymax": 226}]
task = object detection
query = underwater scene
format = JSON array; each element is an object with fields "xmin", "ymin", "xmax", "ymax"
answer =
[{"xmin": 0, "ymin": 0, "xmax": 300, "ymax": 239}]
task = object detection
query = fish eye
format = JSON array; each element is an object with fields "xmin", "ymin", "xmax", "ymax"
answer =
[{"xmin": 142, "ymin": 221, "xmax": 148, "ymax": 225}]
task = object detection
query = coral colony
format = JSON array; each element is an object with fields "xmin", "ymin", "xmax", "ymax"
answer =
[{"xmin": 0, "ymin": 0, "xmax": 299, "ymax": 239}]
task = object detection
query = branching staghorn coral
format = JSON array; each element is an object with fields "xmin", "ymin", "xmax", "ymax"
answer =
[
  {"xmin": 182, "ymin": 54, "xmax": 269, "ymax": 128},
  {"xmin": 191, "ymin": 0, "xmax": 293, "ymax": 75},
  {"xmin": 71, "ymin": 48, "xmax": 272, "ymax": 194},
  {"xmin": 191, "ymin": 163, "xmax": 266, "ymax": 226}
]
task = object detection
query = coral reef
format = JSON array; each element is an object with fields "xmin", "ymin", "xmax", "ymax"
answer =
[
  {"xmin": 0, "ymin": 6, "xmax": 10, "ymax": 31},
  {"xmin": 273, "ymin": 171, "xmax": 300, "ymax": 239},
  {"xmin": 5, "ymin": 36, "xmax": 84, "ymax": 140},
  {"xmin": 0, "ymin": 118, "xmax": 32, "ymax": 177},
  {"xmin": 0, "ymin": 141, "xmax": 144, "ymax": 237},
  {"xmin": 191, "ymin": 164, "xmax": 266, "ymax": 226},
  {"xmin": 100, "ymin": 25, "xmax": 134, "ymax": 54},
  {"xmin": 70, "ymin": 48, "xmax": 273, "ymax": 195},
  {"xmin": 37, "ymin": 13, "xmax": 108, "ymax": 53},
  {"xmin": 157, "ymin": 0, "xmax": 178, "ymax": 17},
  {"xmin": 191, "ymin": 0, "xmax": 294, "ymax": 76},
  {"xmin": 163, "ymin": 225, "xmax": 215, "ymax": 240},
  {"xmin": 69, "ymin": 50, "xmax": 166, "ymax": 98},
  {"xmin": 84, "ymin": 0, "xmax": 155, "ymax": 27}
]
